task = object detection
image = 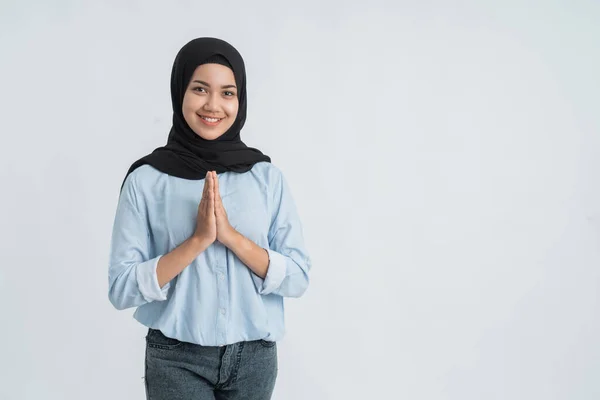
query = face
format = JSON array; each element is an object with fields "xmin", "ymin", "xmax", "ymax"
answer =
[{"xmin": 182, "ymin": 63, "xmax": 239, "ymax": 140}]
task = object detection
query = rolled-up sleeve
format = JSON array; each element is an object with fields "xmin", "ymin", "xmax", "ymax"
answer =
[
  {"xmin": 254, "ymin": 169, "xmax": 311, "ymax": 297},
  {"xmin": 108, "ymin": 174, "xmax": 170, "ymax": 310},
  {"xmin": 136, "ymin": 255, "xmax": 169, "ymax": 302}
]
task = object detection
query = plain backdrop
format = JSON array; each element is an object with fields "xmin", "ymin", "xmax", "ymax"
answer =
[{"xmin": 1, "ymin": 1, "xmax": 599, "ymax": 399}]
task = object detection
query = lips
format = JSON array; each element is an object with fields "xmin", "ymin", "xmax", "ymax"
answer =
[{"xmin": 198, "ymin": 114, "xmax": 224, "ymax": 126}]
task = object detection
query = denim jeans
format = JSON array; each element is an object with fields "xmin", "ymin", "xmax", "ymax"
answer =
[{"xmin": 144, "ymin": 328, "xmax": 278, "ymax": 399}]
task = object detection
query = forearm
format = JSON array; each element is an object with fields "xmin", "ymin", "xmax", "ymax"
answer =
[
  {"xmin": 223, "ymin": 231, "xmax": 269, "ymax": 279},
  {"xmin": 157, "ymin": 235, "xmax": 211, "ymax": 288}
]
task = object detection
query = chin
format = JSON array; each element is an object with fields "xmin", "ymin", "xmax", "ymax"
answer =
[{"xmin": 192, "ymin": 126, "xmax": 227, "ymax": 141}]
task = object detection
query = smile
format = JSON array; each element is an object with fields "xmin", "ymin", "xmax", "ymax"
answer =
[{"xmin": 198, "ymin": 115, "xmax": 224, "ymax": 126}]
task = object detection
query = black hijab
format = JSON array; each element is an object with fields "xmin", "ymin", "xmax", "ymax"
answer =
[{"xmin": 120, "ymin": 37, "xmax": 270, "ymax": 191}]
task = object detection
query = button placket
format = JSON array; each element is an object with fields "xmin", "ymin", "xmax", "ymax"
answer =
[{"xmin": 215, "ymin": 244, "xmax": 229, "ymax": 344}]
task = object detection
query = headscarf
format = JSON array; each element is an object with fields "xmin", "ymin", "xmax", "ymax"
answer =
[{"xmin": 121, "ymin": 37, "xmax": 270, "ymax": 191}]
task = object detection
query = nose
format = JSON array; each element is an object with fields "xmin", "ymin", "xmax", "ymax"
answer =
[{"xmin": 202, "ymin": 93, "xmax": 220, "ymax": 113}]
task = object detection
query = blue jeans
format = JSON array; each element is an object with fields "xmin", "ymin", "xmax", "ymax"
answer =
[{"xmin": 144, "ymin": 329, "xmax": 278, "ymax": 399}]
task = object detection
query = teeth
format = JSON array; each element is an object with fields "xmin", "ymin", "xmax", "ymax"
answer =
[{"xmin": 202, "ymin": 116, "xmax": 220, "ymax": 122}]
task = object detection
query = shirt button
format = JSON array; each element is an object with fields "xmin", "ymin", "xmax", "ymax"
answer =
[
  {"xmin": 219, "ymin": 273, "xmax": 225, "ymax": 280},
  {"xmin": 220, "ymin": 308, "xmax": 226, "ymax": 315}
]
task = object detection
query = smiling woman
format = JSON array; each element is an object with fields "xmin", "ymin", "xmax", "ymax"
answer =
[
  {"xmin": 108, "ymin": 38, "xmax": 311, "ymax": 400},
  {"xmin": 182, "ymin": 59, "xmax": 240, "ymax": 140}
]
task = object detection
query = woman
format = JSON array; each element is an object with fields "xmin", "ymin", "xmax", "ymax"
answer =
[{"xmin": 108, "ymin": 37, "xmax": 311, "ymax": 400}]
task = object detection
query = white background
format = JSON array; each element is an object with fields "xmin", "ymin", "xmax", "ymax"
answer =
[{"xmin": 1, "ymin": 0, "xmax": 599, "ymax": 399}]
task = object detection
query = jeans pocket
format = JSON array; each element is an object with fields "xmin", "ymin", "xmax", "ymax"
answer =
[
  {"xmin": 259, "ymin": 339, "xmax": 277, "ymax": 348},
  {"xmin": 146, "ymin": 328, "xmax": 183, "ymax": 350}
]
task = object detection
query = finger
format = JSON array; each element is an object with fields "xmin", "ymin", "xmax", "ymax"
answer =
[
  {"xmin": 201, "ymin": 171, "xmax": 210, "ymax": 202},
  {"xmin": 215, "ymin": 192, "xmax": 224, "ymax": 213},
  {"xmin": 200, "ymin": 181, "xmax": 208, "ymax": 212},
  {"xmin": 213, "ymin": 173, "xmax": 219, "ymax": 212},
  {"xmin": 213, "ymin": 171, "xmax": 221, "ymax": 200},
  {"xmin": 208, "ymin": 171, "xmax": 215, "ymax": 212}
]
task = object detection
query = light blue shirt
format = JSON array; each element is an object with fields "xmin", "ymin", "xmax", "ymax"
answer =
[{"xmin": 108, "ymin": 162, "xmax": 311, "ymax": 346}]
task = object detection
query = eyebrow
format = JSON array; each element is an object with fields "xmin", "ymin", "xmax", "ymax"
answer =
[{"xmin": 192, "ymin": 80, "xmax": 237, "ymax": 89}]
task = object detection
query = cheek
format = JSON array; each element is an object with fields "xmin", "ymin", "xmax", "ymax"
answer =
[
  {"xmin": 225, "ymin": 101, "xmax": 239, "ymax": 119},
  {"xmin": 182, "ymin": 94, "xmax": 197, "ymax": 116}
]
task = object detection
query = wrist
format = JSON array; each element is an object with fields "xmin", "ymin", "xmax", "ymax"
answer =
[
  {"xmin": 221, "ymin": 228, "xmax": 242, "ymax": 249},
  {"xmin": 189, "ymin": 234, "xmax": 212, "ymax": 253}
]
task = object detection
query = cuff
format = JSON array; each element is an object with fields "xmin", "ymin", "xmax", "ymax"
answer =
[
  {"xmin": 256, "ymin": 249, "xmax": 287, "ymax": 295},
  {"xmin": 136, "ymin": 255, "xmax": 170, "ymax": 302}
]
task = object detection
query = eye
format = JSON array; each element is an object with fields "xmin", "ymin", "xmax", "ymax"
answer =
[
  {"xmin": 192, "ymin": 87, "xmax": 207, "ymax": 93},
  {"xmin": 223, "ymin": 91, "xmax": 236, "ymax": 97}
]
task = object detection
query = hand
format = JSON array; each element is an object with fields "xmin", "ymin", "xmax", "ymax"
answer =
[
  {"xmin": 212, "ymin": 171, "xmax": 238, "ymax": 247},
  {"xmin": 193, "ymin": 171, "xmax": 217, "ymax": 245}
]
